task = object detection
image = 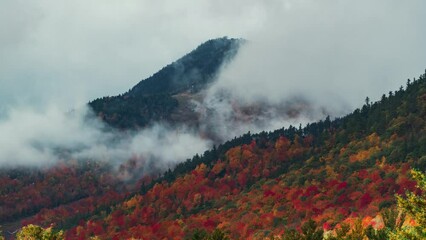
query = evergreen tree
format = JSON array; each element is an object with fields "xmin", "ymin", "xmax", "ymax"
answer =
[
  {"xmin": 282, "ymin": 219, "xmax": 323, "ymax": 240},
  {"xmin": 189, "ymin": 229, "xmax": 229, "ymax": 240}
]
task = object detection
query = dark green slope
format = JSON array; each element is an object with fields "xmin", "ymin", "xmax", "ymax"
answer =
[
  {"xmin": 88, "ymin": 37, "xmax": 242, "ymax": 129},
  {"xmin": 129, "ymin": 37, "xmax": 241, "ymax": 96}
]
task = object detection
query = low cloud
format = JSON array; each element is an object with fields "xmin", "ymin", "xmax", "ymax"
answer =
[
  {"xmin": 191, "ymin": 89, "xmax": 321, "ymax": 141},
  {"xmin": 195, "ymin": 0, "xmax": 426, "ymax": 138},
  {"xmin": 0, "ymin": 106, "xmax": 211, "ymax": 170}
]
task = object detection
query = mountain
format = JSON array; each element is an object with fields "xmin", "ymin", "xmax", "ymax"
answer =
[
  {"xmin": 88, "ymin": 37, "xmax": 242, "ymax": 129},
  {"xmin": 1, "ymin": 36, "xmax": 425, "ymax": 239},
  {"xmin": 15, "ymin": 70, "xmax": 426, "ymax": 239},
  {"xmin": 0, "ymin": 37, "xmax": 243, "ymax": 238}
]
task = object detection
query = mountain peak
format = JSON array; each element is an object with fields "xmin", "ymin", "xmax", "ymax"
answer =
[
  {"xmin": 88, "ymin": 37, "xmax": 243, "ymax": 129},
  {"xmin": 128, "ymin": 37, "xmax": 242, "ymax": 97}
]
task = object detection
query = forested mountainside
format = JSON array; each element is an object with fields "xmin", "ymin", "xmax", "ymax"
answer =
[
  {"xmin": 6, "ymin": 70, "xmax": 425, "ymax": 239},
  {"xmin": 88, "ymin": 37, "xmax": 242, "ymax": 129}
]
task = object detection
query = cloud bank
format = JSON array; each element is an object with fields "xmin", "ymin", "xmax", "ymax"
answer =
[
  {"xmin": 0, "ymin": 106, "xmax": 210, "ymax": 168},
  {"xmin": 211, "ymin": 0, "xmax": 426, "ymax": 113},
  {"xmin": 185, "ymin": 0, "xmax": 426, "ymax": 141}
]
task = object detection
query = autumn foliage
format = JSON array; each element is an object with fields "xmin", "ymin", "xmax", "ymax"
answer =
[{"xmin": 1, "ymin": 71, "xmax": 426, "ymax": 239}]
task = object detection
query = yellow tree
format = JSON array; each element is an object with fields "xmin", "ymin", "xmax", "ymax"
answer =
[
  {"xmin": 0, "ymin": 226, "xmax": 4, "ymax": 240},
  {"xmin": 391, "ymin": 169, "xmax": 426, "ymax": 239},
  {"xmin": 16, "ymin": 224, "xmax": 63, "ymax": 240}
]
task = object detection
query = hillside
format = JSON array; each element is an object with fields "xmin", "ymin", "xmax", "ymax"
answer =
[
  {"xmin": 0, "ymin": 37, "xmax": 242, "ymax": 238},
  {"xmin": 88, "ymin": 37, "xmax": 242, "ymax": 129},
  {"xmin": 14, "ymin": 70, "xmax": 426, "ymax": 239}
]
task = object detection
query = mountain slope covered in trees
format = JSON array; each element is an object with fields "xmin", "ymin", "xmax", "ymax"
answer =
[
  {"xmin": 1, "ymin": 36, "xmax": 425, "ymax": 239},
  {"xmin": 88, "ymin": 37, "xmax": 242, "ymax": 129},
  {"xmin": 15, "ymin": 70, "xmax": 426, "ymax": 239}
]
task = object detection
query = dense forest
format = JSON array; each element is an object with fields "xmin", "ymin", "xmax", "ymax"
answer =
[{"xmin": 2, "ymin": 69, "xmax": 425, "ymax": 239}]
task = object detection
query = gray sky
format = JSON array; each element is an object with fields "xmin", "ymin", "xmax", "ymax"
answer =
[
  {"xmin": 212, "ymin": 0, "xmax": 426, "ymax": 112},
  {"xmin": 0, "ymin": 0, "xmax": 269, "ymax": 110},
  {"xmin": 1, "ymin": 0, "xmax": 425, "ymax": 112}
]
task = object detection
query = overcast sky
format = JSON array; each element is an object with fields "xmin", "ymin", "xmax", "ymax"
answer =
[
  {"xmin": 212, "ymin": 0, "xmax": 426, "ymax": 113},
  {"xmin": 0, "ymin": 0, "xmax": 269, "ymax": 111},
  {"xmin": 1, "ymin": 0, "xmax": 426, "ymax": 113}
]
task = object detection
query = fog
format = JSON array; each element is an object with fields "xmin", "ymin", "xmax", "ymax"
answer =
[
  {"xmin": 1, "ymin": 0, "xmax": 426, "ymax": 168},
  {"xmin": 188, "ymin": 0, "xmax": 426, "ymax": 140},
  {"xmin": 210, "ymin": 0, "xmax": 426, "ymax": 114},
  {"xmin": 0, "ymin": 106, "xmax": 210, "ymax": 169}
]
